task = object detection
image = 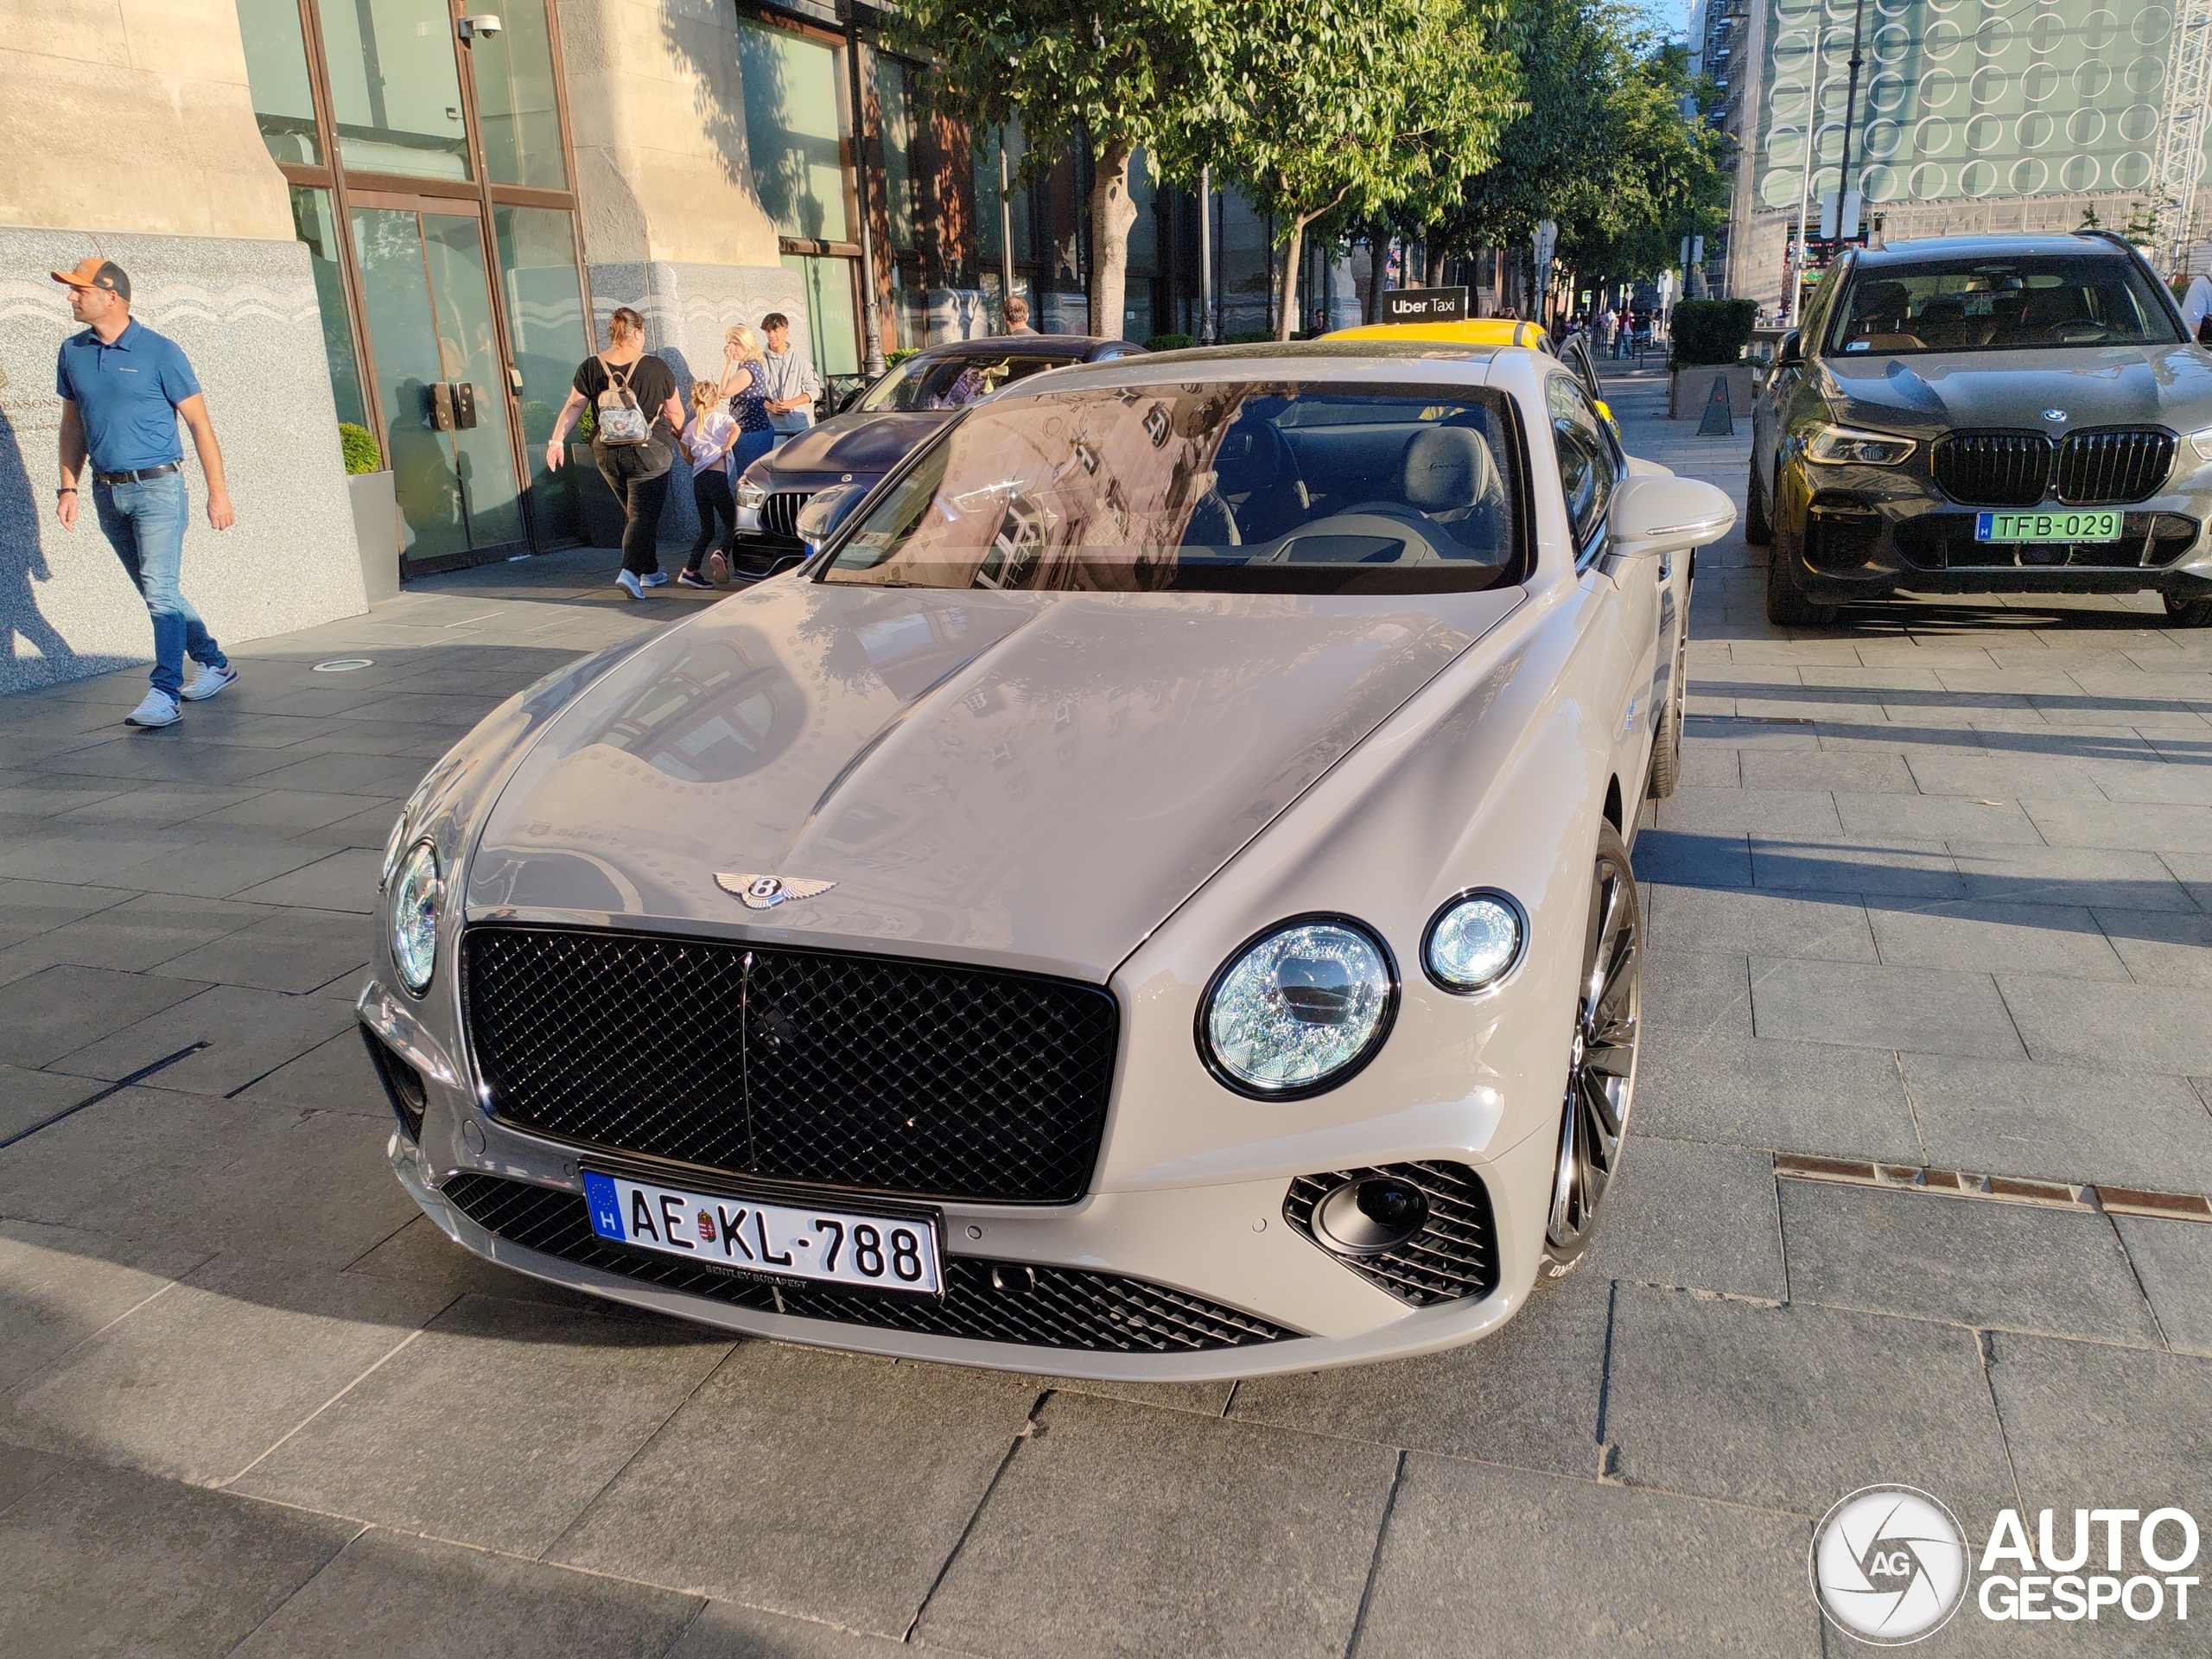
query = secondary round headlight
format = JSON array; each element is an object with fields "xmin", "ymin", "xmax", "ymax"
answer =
[
  {"xmin": 1423, "ymin": 891, "xmax": 1525, "ymax": 993},
  {"xmin": 379, "ymin": 811, "xmax": 410, "ymax": 893},
  {"xmin": 1200, "ymin": 918, "xmax": 1396, "ymax": 1097},
  {"xmin": 391, "ymin": 840, "xmax": 442, "ymax": 995}
]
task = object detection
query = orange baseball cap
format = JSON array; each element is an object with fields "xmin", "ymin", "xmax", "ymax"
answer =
[{"xmin": 52, "ymin": 257, "xmax": 130, "ymax": 302}]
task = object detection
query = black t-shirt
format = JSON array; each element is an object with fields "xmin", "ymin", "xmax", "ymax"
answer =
[{"xmin": 574, "ymin": 353, "xmax": 678, "ymax": 468}]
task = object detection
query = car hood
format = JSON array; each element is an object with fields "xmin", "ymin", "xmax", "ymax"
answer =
[
  {"xmin": 1819, "ymin": 343, "xmax": 2212, "ymax": 437},
  {"xmin": 467, "ymin": 580, "xmax": 1522, "ymax": 981},
  {"xmin": 760, "ymin": 411, "xmax": 954, "ymax": 482}
]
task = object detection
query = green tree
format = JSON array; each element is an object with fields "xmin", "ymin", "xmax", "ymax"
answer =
[
  {"xmin": 1204, "ymin": 0, "xmax": 1521, "ymax": 339},
  {"xmin": 888, "ymin": 1, "xmax": 1230, "ymax": 339}
]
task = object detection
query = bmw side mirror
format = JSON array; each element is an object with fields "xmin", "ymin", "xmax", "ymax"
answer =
[
  {"xmin": 1778, "ymin": 331, "xmax": 1803, "ymax": 366},
  {"xmin": 1608, "ymin": 475, "xmax": 1737, "ymax": 561}
]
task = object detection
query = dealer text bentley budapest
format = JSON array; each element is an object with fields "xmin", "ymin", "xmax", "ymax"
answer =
[{"xmin": 358, "ymin": 339, "xmax": 1734, "ymax": 1378}]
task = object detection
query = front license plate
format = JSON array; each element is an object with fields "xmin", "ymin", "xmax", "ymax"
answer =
[
  {"xmin": 1975, "ymin": 509, "xmax": 2124, "ymax": 543},
  {"xmin": 582, "ymin": 1171, "xmax": 943, "ymax": 1295}
]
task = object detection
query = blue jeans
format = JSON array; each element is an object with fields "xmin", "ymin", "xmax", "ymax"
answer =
[
  {"xmin": 93, "ymin": 473, "xmax": 226, "ymax": 699},
  {"xmin": 730, "ymin": 428, "xmax": 774, "ymax": 476}
]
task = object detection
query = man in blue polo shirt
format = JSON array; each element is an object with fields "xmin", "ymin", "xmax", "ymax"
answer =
[{"xmin": 53, "ymin": 257, "xmax": 238, "ymax": 728}]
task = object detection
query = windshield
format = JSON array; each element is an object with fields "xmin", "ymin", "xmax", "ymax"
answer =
[
  {"xmin": 1826, "ymin": 255, "xmax": 2183, "ymax": 355},
  {"xmin": 856, "ymin": 353, "xmax": 1074, "ymax": 413},
  {"xmin": 822, "ymin": 382, "xmax": 1525, "ymax": 595}
]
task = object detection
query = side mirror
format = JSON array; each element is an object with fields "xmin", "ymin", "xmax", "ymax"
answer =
[
  {"xmin": 1777, "ymin": 331, "xmax": 1803, "ymax": 366},
  {"xmin": 1609, "ymin": 475, "xmax": 1736, "ymax": 561},
  {"xmin": 794, "ymin": 481, "xmax": 865, "ymax": 550}
]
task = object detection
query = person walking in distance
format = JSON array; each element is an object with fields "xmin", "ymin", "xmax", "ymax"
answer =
[
  {"xmin": 1001, "ymin": 295, "xmax": 1037, "ymax": 335},
  {"xmin": 547, "ymin": 306, "xmax": 684, "ymax": 600},
  {"xmin": 755, "ymin": 312, "xmax": 820, "ymax": 448},
  {"xmin": 52, "ymin": 257, "xmax": 238, "ymax": 728},
  {"xmin": 677, "ymin": 379, "xmax": 737, "ymax": 589}
]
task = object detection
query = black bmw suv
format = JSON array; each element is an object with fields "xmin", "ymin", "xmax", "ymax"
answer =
[{"xmin": 1749, "ymin": 231, "xmax": 2212, "ymax": 626}]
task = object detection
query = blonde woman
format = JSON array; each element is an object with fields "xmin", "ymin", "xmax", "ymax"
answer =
[
  {"xmin": 718, "ymin": 323, "xmax": 777, "ymax": 480},
  {"xmin": 678, "ymin": 378, "xmax": 738, "ymax": 588}
]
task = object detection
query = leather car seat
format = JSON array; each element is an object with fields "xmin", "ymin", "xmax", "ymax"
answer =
[
  {"xmin": 1212, "ymin": 417, "xmax": 1310, "ymax": 543},
  {"xmin": 1398, "ymin": 425, "xmax": 1510, "ymax": 558}
]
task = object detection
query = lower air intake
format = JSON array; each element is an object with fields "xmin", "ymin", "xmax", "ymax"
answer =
[
  {"xmin": 437, "ymin": 1173, "xmax": 1295, "ymax": 1354},
  {"xmin": 1282, "ymin": 1161, "xmax": 1501, "ymax": 1307}
]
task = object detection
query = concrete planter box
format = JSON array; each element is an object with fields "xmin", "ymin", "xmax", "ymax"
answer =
[
  {"xmin": 346, "ymin": 469, "xmax": 400, "ymax": 601},
  {"xmin": 1669, "ymin": 362, "xmax": 1758, "ymax": 423}
]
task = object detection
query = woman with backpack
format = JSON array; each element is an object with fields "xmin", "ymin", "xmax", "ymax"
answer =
[{"xmin": 547, "ymin": 306, "xmax": 685, "ymax": 599}]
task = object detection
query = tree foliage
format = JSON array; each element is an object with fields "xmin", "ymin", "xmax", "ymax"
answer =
[{"xmin": 1200, "ymin": 0, "xmax": 1522, "ymax": 338}]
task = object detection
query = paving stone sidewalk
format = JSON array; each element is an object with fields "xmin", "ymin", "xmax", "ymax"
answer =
[{"xmin": 4, "ymin": 364, "xmax": 2212, "ymax": 1656}]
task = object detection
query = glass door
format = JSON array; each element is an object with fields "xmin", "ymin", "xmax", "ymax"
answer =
[{"xmin": 351, "ymin": 200, "xmax": 526, "ymax": 570}]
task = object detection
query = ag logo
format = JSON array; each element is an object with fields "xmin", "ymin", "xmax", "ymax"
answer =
[{"xmin": 1811, "ymin": 1486, "xmax": 1969, "ymax": 1644}]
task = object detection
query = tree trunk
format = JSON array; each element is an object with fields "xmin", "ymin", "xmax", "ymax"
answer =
[
  {"xmin": 1273, "ymin": 213, "xmax": 1308, "ymax": 340},
  {"xmin": 1363, "ymin": 238, "xmax": 1383, "ymax": 324},
  {"xmin": 1087, "ymin": 137, "xmax": 1140, "ymax": 340}
]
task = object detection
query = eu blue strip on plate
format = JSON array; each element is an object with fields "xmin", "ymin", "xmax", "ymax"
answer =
[
  {"xmin": 1975, "ymin": 512, "xmax": 1994, "ymax": 538},
  {"xmin": 582, "ymin": 1172, "xmax": 626, "ymax": 1241}
]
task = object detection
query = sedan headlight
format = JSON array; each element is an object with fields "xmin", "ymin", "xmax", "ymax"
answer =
[
  {"xmin": 2190, "ymin": 425, "xmax": 2212, "ymax": 462},
  {"xmin": 1199, "ymin": 918, "xmax": 1396, "ymax": 1097},
  {"xmin": 1804, "ymin": 423, "xmax": 1916, "ymax": 466},
  {"xmin": 736, "ymin": 475, "xmax": 766, "ymax": 510},
  {"xmin": 390, "ymin": 841, "xmax": 442, "ymax": 995},
  {"xmin": 1423, "ymin": 891, "xmax": 1525, "ymax": 993}
]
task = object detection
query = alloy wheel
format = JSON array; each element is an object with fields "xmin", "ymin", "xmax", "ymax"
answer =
[{"xmin": 1545, "ymin": 825, "xmax": 1640, "ymax": 1265}]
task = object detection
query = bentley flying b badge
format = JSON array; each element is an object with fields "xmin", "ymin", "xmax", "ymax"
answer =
[{"xmin": 715, "ymin": 873, "xmax": 837, "ymax": 910}]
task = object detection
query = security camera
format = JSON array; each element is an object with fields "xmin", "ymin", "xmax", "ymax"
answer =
[{"xmin": 458, "ymin": 14, "xmax": 502, "ymax": 39}]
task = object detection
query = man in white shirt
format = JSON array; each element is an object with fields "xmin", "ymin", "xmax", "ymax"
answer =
[
  {"xmin": 2183, "ymin": 272, "xmax": 2212, "ymax": 345},
  {"xmin": 756, "ymin": 313, "xmax": 821, "ymax": 445}
]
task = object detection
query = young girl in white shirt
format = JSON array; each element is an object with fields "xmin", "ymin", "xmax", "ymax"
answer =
[{"xmin": 679, "ymin": 378, "xmax": 739, "ymax": 587}]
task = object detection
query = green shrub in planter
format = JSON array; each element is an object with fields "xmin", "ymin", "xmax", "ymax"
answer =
[
  {"xmin": 886, "ymin": 348, "xmax": 918, "ymax": 367},
  {"xmin": 339, "ymin": 423, "xmax": 382, "ymax": 475},
  {"xmin": 576, "ymin": 402, "xmax": 596, "ymax": 442},
  {"xmin": 1669, "ymin": 299, "xmax": 1759, "ymax": 368},
  {"xmin": 1144, "ymin": 332, "xmax": 1193, "ymax": 351}
]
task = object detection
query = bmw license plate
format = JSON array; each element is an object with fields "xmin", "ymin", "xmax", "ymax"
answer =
[
  {"xmin": 582, "ymin": 1170, "xmax": 944, "ymax": 1295},
  {"xmin": 1974, "ymin": 509, "xmax": 2123, "ymax": 543}
]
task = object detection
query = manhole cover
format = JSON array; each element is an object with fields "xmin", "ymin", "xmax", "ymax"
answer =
[{"xmin": 312, "ymin": 658, "xmax": 374, "ymax": 673}]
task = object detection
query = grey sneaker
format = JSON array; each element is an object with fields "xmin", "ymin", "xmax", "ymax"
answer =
[
  {"xmin": 181, "ymin": 663, "xmax": 238, "ymax": 702},
  {"xmin": 614, "ymin": 570, "xmax": 645, "ymax": 600},
  {"xmin": 639, "ymin": 570, "xmax": 670, "ymax": 588},
  {"xmin": 125, "ymin": 690, "xmax": 181, "ymax": 728}
]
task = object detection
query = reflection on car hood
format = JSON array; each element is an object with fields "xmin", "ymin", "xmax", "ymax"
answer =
[
  {"xmin": 467, "ymin": 580, "xmax": 1522, "ymax": 980},
  {"xmin": 1821, "ymin": 344, "xmax": 2212, "ymax": 436},
  {"xmin": 760, "ymin": 411, "xmax": 954, "ymax": 480}
]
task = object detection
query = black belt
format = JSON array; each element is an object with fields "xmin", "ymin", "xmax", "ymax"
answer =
[{"xmin": 93, "ymin": 462, "xmax": 181, "ymax": 485}]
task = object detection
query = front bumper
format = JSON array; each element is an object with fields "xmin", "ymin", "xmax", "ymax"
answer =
[
  {"xmin": 1776, "ymin": 457, "xmax": 2212, "ymax": 601},
  {"xmin": 360, "ymin": 975, "xmax": 1554, "ymax": 1381}
]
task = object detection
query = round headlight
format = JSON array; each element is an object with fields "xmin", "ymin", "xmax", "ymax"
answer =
[
  {"xmin": 391, "ymin": 840, "xmax": 442, "ymax": 995},
  {"xmin": 1200, "ymin": 918, "xmax": 1395, "ymax": 1097},
  {"xmin": 379, "ymin": 811, "xmax": 410, "ymax": 893},
  {"xmin": 1423, "ymin": 891, "xmax": 1525, "ymax": 993}
]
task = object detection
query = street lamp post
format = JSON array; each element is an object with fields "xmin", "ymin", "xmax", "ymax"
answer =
[
  {"xmin": 1198, "ymin": 164, "xmax": 1216, "ymax": 344},
  {"xmin": 842, "ymin": 5, "xmax": 887, "ymax": 376},
  {"xmin": 1834, "ymin": 0, "xmax": 1867, "ymax": 245},
  {"xmin": 999, "ymin": 130, "xmax": 1016, "ymax": 325}
]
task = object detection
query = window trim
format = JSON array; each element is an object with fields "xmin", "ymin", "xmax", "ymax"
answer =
[{"xmin": 1548, "ymin": 372, "xmax": 1618, "ymax": 572}]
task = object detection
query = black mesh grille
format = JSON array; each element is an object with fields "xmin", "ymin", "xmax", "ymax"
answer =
[
  {"xmin": 1931, "ymin": 433, "xmax": 2051, "ymax": 506},
  {"xmin": 1804, "ymin": 501, "xmax": 1885, "ymax": 573},
  {"xmin": 761, "ymin": 491, "xmax": 812, "ymax": 540},
  {"xmin": 462, "ymin": 925, "xmax": 1117, "ymax": 1204},
  {"xmin": 438, "ymin": 1173, "xmax": 1294, "ymax": 1353},
  {"xmin": 2055, "ymin": 429, "xmax": 2174, "ymax": 505},
  {"xmin": 1281, "ymin": 1162, "xmax": 1500, "ymax": 1307},
  {"xmin": 360, "ymin": 1027, "xmax": 426, "ymax": 1141},
  {"xmin": 1893, "ymin": 512, "xmax": 2196, "ymax": 571}
]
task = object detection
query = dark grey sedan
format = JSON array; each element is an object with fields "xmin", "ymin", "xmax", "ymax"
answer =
[
  {"xmin": 1748, "ymin": 230, "xmax": 2212, "ymax": 626},
  {"xmin": 729, "ymin": 334, "xmax": 1145, "ymax": 579}
]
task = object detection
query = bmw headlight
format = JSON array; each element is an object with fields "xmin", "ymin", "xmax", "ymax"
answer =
[
  {"xmin": 390, "ymin": 841, "xmax": 442, "ymax": 995},
  {"xmin": 2190, "ymin": 425, "xmax": 2212, "ymax": 462},
  {"xmin": 1199, "ymin": 918, "xmax": 1396, "ymax": 1097},
  {"xmin": 1804, "ymin": 423, "xmax": 1916, "ymax": 466},
  {"xmin": 1423, "ymin": 891, "xmax": 1526, "ymax": 993}
]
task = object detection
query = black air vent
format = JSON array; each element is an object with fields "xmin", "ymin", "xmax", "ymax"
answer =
[{"xmin": 1282, "ymin": 1161, "xmax": 1501, "ymax": 1307}]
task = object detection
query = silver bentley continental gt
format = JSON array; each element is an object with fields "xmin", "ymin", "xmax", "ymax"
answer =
[{"xmin": 359, "ymin": 340, "xmax": 1736, "ymax": 1380}]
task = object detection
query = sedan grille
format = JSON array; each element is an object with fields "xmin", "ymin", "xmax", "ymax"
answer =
[
  {"xmin": 760, "ymin": 491, "xmax": 812, "ymax": 540},
  {"xmin": 2055, "ymin": 429, "xmax": 2174, "ymax": 505},
  {"xmin": 1894, "ymin": 512, "xmax": 2197, "ymax": 571},
  {"xmin": 1930, "ymin": 432, "xmax": 2051, "ymax": 506},
  {"xmin": 438, "ymin": 1173, "xmax": 1294, "ymax": 1353},
  {"xmin": 1281, "ymin": 1161, "xmax": 1501, "ymax": 1307},
  {"xmin": 462, "ymin": 925, "xmax": 1117, "ymax": 1205}
]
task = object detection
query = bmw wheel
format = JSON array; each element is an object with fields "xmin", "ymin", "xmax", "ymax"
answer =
[
  {"xmin": 1745, "ymin": 461, "xmax": 1772, "ymax": 546},
  {"xmin": 1543, "ymin": 822, "xmax": 1640, "ymax": 1277},
  {"xmin": 2164, "ymin": 591, "xmax": 2212, "ymax": 628},
  {"xmin": 1764, "ymin": 517, "xmax": 1836, "ymax": 628}
]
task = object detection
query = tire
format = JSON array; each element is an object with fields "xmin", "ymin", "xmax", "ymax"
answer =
[
  {"xmin": 1541, "ymin": 821, "xmax": 1641, "ymax": 1279},
  {"xmin": 1744, "ymin": 460, "xmax": 1772, "ymax": 546},
  {"xmin": 2164, "ymin": 592, "xmax": 2212, "ymax": 627},
  {"xmin": 1647, "ymin": 626, "xmax": 1686, "ymax": 799},
  {"xmin": 1764, "ymin": 520, "xmax": 1836, "ymax": 627}
]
